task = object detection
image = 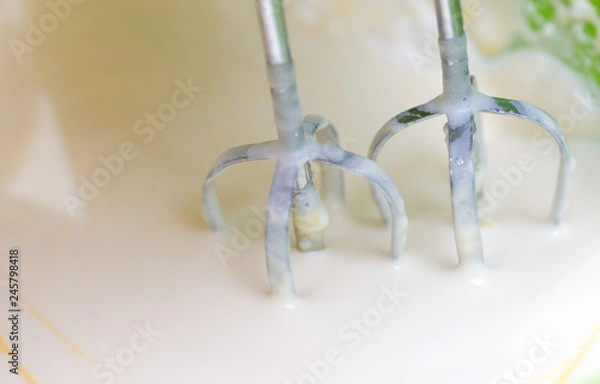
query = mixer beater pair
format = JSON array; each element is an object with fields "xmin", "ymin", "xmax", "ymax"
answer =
[{"xmin": 203, "ymin": 0, "xmax": 574, "ymax": 296}]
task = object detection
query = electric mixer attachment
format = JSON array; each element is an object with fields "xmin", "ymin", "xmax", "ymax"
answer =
[
  {"xmin": 368, "ymin": 0, "xmax": 574, "ymax": 264},
  {"xmin": 203, "ymin": 0, "xmax": 408, "ymax": 296}
]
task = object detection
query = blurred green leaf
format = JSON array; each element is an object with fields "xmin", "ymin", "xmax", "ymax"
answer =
[{"xmin": 517, "ymin": 0, "xmax": 600, "ymax": 91}]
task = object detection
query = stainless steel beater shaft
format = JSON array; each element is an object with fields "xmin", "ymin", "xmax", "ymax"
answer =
[{"xmin": 203, "ymin": 0, "xmax": 409, "ymax": 296}]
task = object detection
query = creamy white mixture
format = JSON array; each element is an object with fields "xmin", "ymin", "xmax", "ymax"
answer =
[{"xmin": 0, "ymin": 1, "xmax": 599, "ymax": 383}]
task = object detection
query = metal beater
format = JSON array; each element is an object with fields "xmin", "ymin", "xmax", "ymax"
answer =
[
  {"xmin": 368, "ymin": 0, "xmax": 574, "ymax": 263},
  {"xmin": 203, "ymin": 0, "xmax": 408, "ymax": 296}
]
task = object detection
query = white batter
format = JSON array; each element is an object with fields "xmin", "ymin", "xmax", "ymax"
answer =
[{"xmin": 0, "ymin": 1, "xmax": 598, "ymax": 383}]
